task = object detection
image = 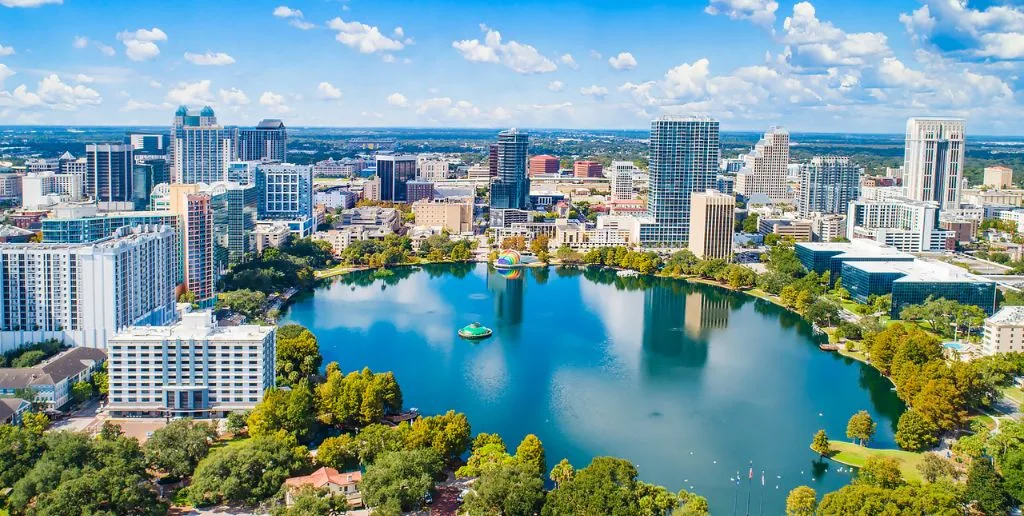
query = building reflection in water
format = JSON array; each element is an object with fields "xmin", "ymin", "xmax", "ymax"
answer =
[
  {"xmin": 487, "ymin": 267, "xmax": 525, "ymax": 327},
  {"xmin": 641, "ymin": 281, "xmax": 732, "ymax": 374}
]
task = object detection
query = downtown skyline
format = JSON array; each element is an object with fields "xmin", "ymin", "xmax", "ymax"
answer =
[{"xmin": 0, "ymin": 0, "xmax": 1023, "ymax": 134}]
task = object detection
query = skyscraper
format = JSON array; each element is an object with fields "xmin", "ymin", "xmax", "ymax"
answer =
[
  {"xmin": 374, "ymin": 154, "xmax": 417, "ymax": 202},
  {"xmin": 489, "ymin": 129, "xmax": 530, "ymax": 210},
  {"xmin": 169, "ymin": 184, "xmax": 215, "ymax": 307},
  {"xmin": 640, "ymin": 116, "xmax": 719, "ymax": 245},
  {"xmin": 171, "ymin": 106, "xmax": 234, "ymax": 184},
  {"xmin": 238, "ymin": 119, "xmax": 287, "ymax": 162},
  {"xmin": 609, "ymin": 161, "xmax": 639, "ymax": 201},
  {"xmin": 797, "ymin": 156, "xmax": 862, "ymax": 216},
  {"xmin": 689, "ymin": 189, "xmax": 735, "ymax": 260},
  {"xmin": 735, "ymin": 127, "xmax": 790, "ymax": 203},
  {"xmin": 904, "ymin": 117, "xmax": 965, "ymax": 210},
  {"xmin": 85, "ymin": 143, "xmax": 134, "ymax": 203},
  {"xmin": 255, "ymin": 163, "xmax": 314, "ymax": 236}
]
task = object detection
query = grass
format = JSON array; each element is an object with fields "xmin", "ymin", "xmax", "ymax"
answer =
[
  {"xmin": 970, "ymin": 413, "xmax": 996, "ymax": 430},
  {"xmin": 211, "ymin": 434, "xmax": 251, "ymax": 450},
  {"xmin": 826, "ymin": 440, "xmax": 925, "ymax": 483},
  {"xmin": 1000, "ymin": 386, "xmax": 1024, "ymax": 408}
]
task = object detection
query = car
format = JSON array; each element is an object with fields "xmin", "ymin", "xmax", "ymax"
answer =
[
  {"xmin": 457, "ymin": 489, "xmax": 471, "ymax": 503},
  {"xmin": 424, "ymin": 492, "xmax": 433, "ymax": 504},
  {"xmin": 145, "ymin": 431, "xmax": 154, "ymax": 438}
]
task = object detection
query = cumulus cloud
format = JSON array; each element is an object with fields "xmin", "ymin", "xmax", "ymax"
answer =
[
  {"xmin": 166, "ymin": 80, "xmax": 214, "ymax": 105},
  {"xmin": 547, "ymin": 80, "xmax": 564, "ymax": 92},
  {"xmin": 452, "ymin": 24, "xmax": 557, "ymax": 74},
  {"xmin": 664, "ymin": 58, "xmax": 711, "ymax": 98},
  {"xmin": 328, "ymin": 17, "xmax": 409, "ymax": 54},
  {"xmin": 317, "ymin": 81, "xmax": 342, "ymax": 100},
  {"xmin": 72, "ymin": 36, "xmax": 88, "ymax": 49},
  {"xmin": 387, "ymin": 92, "xmax": 409, "ymax": 107},
  {"xmin": 780, "ymin": 2, "xmax": 889, "ymax": 69},
  {"xmin": 705, "ymin": 0, "xmax": 779, "ymax": 28},
  {"xmin": 73, "ymin": 73, "xmax": 94, "ymax": 84},
  {"xmin": 184, "ymin": 51, "xmax": 236, "ymax": 66},
  {"xmin": 218, "ymin": 87, "xmax": 250, "ymax": 105},
  {"xmin": 0, "ymin": 73, "xmax": 100, "ymax": 111},
  {"xmin": 121, "ymin": 99, "xmax": 162, "ymax": 112},
  {"xmin": 560, "ymin": 53, "xmax": 578, "ymax": 69},
  {"xmin": 579, "ymin": 85, "xmax": 609, "ymax": 98},
  {"xmin": 0, "ymin": 64, "xmax": 14, "ymax": 86},
  {"xmin": 117, "ymin": 27, "xmax": 168, "ymax": 61},
  {"xmin": 1, "ymin": 0, "xmax": 61, "ymax": 6},
  {"xmin": 273, "ymin": 5, "xmax": 315, "ymax": 30},
  {"xmin": 259, "ymin": 90, "xmax": 290, "ymax": 113},
  {"xmin": 0, "ymin": 42, "xmax": 14, "ymax": 56},
  {"xmin": 608, "ymin": 52, "xmax": 637, "ymax": 70},
  {"xmin": 901, "ymin": 0, "xmax": 1024, "ymax": 60}
]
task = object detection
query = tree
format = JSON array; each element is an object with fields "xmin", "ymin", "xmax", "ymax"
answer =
[
  {"xmin": 785, "ymin": 486, "xmax": 817, "ymax": 516},
  {"xmin": 276, "ymin": 324, "xmax": 322, "ymax": 386},
  {"xmin": 361, "ymin": 449, "xmax": 443, "ymax": 514},
  {"xmin": 810, "ymin": 429, "xmax": 832, "ymax": 458},
  {"xmin": 917, "ymin": 453, "xmax": 956, "ymax": 483},
  {"xmin": 636, "ymin": 482, "xmax": 682, "ymax": 516},
  {"xmin": 462, "ymin": 461, "xmax": 545, "ymax": 516},
  {"xmin": 530, "ymin": 234, "xmax": 550, "ymax": 255},
  {"xmin": 550, "ymin": 458, "xmax": 575, "ymax": 487},
  {"xmin": 846, "ymin": 410, "xmax": 877, "ymax": 446},
  {"xmin": 857, "ymin": 456, "xmax": 903, "ymax": 489},
  {"xmin": 515, "ymin": 434, "xmax": 546, "ymax": 478},
  {"xmin": 317, "ymin": 434, "xmax": 360, "ymax": 470},
  {"xmin": 188, "ymin": 433, "xmax": 310, "ymax": 506},
  {"xmin": 143, "ymin": 418, "xmax": 217, "ymax": 479},
  {"xmin": 70, "ymin": 381, "xmax": 92, "ymax": 404},
  {"xmin": 676, "ymin": 490, "xmax": 710, "ymax": 516},
  {"xmin": 247, "ymin": 381, "xmax": 317, "ymax": 443},
  {"xmin": 0, "ymin": 424, "xmax": 44, "ymax": 489},
  {"xmin": 272, "ymin": 485, "xmax": 349, "ymax": 516},
  {"xmin": 92, "ymin": 370, "xmax": 108, "ymax": 396},
  {"xmin": 456, "ymin": 439, "xmax": 515, "ymax": 478},
  {"xmin": 742, "ymin": 213, "xmax": 759, "ymax": 233},
  {"xmin": 216, "ymin": 289, "xmax": 268, "ymax": 321},
  {"xmin": 965, "ymin": 458, "xmax": 1009, "ymax": 515},
  {"xmin": 900, "ymin": 297, "xmax": 987, "ymax": 338},
  {"xmin": 21, "ymin": 411, "xmax": 49, "ymax": 435},
  {"xmin": 1002, "ymin": 446, "xmax": 1024, "ymax": 504},
  {"xmin": 541, "ymin": 457, "xmax": 641, "ymax": 516},
  {"xmin": 404, "ymin": 410, "xmax": 471, "ymax": 463},
  {"xmin": 226, "ymin": 411, "xmax": 248, "ymax": 434},
  {"xmin": 805, "ymin": 298, "xmax": 840, "ymax": 327},
  {"xmin": 819, "ymin": 482, "xmax": 964, "ymax": 515}
]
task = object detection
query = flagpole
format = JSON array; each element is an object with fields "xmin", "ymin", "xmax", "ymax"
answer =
[
  {"xmin": 758, "ymin": 470, "xmax": 764, "ymax": 516},
  {"xmin": 732, "ymin": 472, "xmax": 740, "ymax": 516},
  {"xmin": 745, "ymin": 466, "xmax": 752, "ymax": 516}
]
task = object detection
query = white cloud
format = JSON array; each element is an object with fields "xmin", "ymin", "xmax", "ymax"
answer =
[
  {"xmin": 0, "ymin": 73, "xmax": 100, "ymax": 111},
  {"xmin": 0, "ymin": 64, "xmax": 14, "ymax": 86},
  {"xmin": 259, "ymin": 90, "xmax": 290, "ymax": 113},
  {"xmin": 184, "ymin": 51, "xmax": 236, "ymax": 66},
  {"xmin": 452, "ymin": 25, "xmax": 557, "ymax": 74},
  {"xmin": 117, "ymin": 27, "xmax": 168, "ymax": 61},
  {"xmin": 579, "ymin": 85, "xmax": 609, "ymax": 98},
  {"xmin": 273, "ymin": 6, "xmax": 315, "ymax": 30},
  {"xmin": 547, "ymin": 80, "xmax": 564, "ymax": 92},
  {"xmin": 0, "ymin": 42, "xmax": 14, "ymax": 56},
  {"xmin": 664, "ymin": 58, "xmax": 711, "ymax": 98},
  {"xmin": 415, "ymin": 97, "xmax": 484, "ymax": 122},
  {"xmin": 900, "ymin": 0, "xmax": 1024, "ymax": 61},
  {"xmin": 96, "ymin": 42, "xmax": 115, "ymax": 56},
  {"xmin": 608, "ymin": 52, "xmax": 637, "ymax": 70},
  {"xmin": 121, "ymin": 99, "xmax": 162, "ymax": 112},
  {"xmin": 387, "ymin": 92, "xmax": 409, "ymax": 107},
  {"xmin": 72, "ymin": 36, "xmax": 88, "ymax": 49},
  {"xmin": 328, "ymin": 18, "xmax": 407, "ymax": 54},
  {"xmin": 73, "ymin": 73, "xmax": 94, "ymax": 84},
  {"xmin": 589, "ymin": 49, "xmax": 602, "ymax": 60},
  {"xmin": 218, "ymin": 87, "xmax": 250, "ymax": 105},
  {"xmin": 381, "ymin": 54, "xmax": 396, "ymax": 63},
  {"xmin": 0, "ymin": 0, "xmax": 61, "ymax": 6},
  {"xmin": 166, "ymin": 80, "xmax": 214, "ymax": 105},
  {"xmin": 781, "ymin": 2, "xmax": 889, "ymax": 68},
  {"xmin": 317, "ymin": 81, "xmax": 342, "ymax": 100},
  {"xmin": 149, "ymin": 80, "xmax": 162, "ymax": 88},
  {"xmin": 560, "ymin": 53, "xmax": 578, "ymax": 69},
  {"xmin": 705, "ymin": 0, "xmax": 779, "ymax": 28},
  {"xmin": 393, "ymin": 27, "xmax": 404, "ymax": 38}
]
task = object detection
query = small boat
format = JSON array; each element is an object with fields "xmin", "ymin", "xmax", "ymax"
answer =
[
  {"xmin": 458, "ymin": 322, "xmax": 493, "ymax": 340},
  {"xmin": 616, "ymin": 270, "xmax": 639, "ymax": 277}
]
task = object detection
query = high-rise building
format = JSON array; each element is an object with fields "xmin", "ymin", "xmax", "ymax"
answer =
[
  {"xmin": 417, "ymin": 155, "xmax": 451, "ymax": 181},
  {"xmin": 405, "ymin": 180, "xmax": 434, "ymax": 203},
  {"xmin": 609, "ymin": 161, "xmax": 639, "ymax": 201},
  {"xmin": 238, "ymin": 119, "xmax": 287, "ymax": 162},
  {"xmin": 0, "ymin": 225, "xmax": 177, "ymax": 352},
  {"xmin": 255, "ymin": 163, "xmax": 314, "ymax": 237},
  {"xmin": 574, "ymin": 160, "xmax": 603, "ymax": 178},
  {"xmin": 797, "ymin": 156, "xmax": 862, "ymax": 216},
  {"xmin": 984, "ymin": 166, "xmax": 1013, "ymax": 189},
  {"xmin": 735, "ymin": 127, "xmax": 790, "ymax": 203},
  {"xmin": 374, "ymin": 154, "xmax": 417, "ymax": 202},
  {"xmin": 489, "ymin": 129, "xmax": 531, "ymax": 210},
  {"xmin": 106, "ymin": 310, "xmax": 275, "ymax": 418},
  {"xmin": 168, "ymin": 184, "xmax": 215, "ymax": 307},
  {"xmin": 171, "ymin": 106, "xmax": 234, "ymax": 184},
  {"xmin": 529, "ymin": 155, "xmax": 559, "ymax": 176},
  {"xmin": 640, "ymin": 116, "xmax": 719, "ymax": 245},
  {"xmin": 903, "ymin": 117, "xmax": 965, "ymax": 210},
  {"xmin": 488, "ymin": 144, "xmax": 499, "ymax": 176},
  {"xmin": 689, "ymin": 189, "xmax": 735, "ymax": 259},
  {"xmin": 847, "ymin": 197, "xmax": 954, "ymax": 252},
  {"xmin": 210, "ymin": 182, "xmax": 258, "ymax": 263},
  {"xmin": 128, "ymin": 133, "xmax": 168, "ymax": 153},
  {"xmin": 21, "ymin": 172, "xmax": 84, "ymax": 210},
  {"xmin": 85, "ymin": 143, "xmax": 134, "ymax": 203}
]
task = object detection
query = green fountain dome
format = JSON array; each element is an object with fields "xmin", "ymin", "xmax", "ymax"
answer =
[{"xmin": 458, "ymin": 322, "xmax": 492, "ymax": 339}]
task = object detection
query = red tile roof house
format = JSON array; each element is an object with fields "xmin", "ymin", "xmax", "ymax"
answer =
[{"xmin": 283, "ymin": 467, "xmax": 363, "ymax": 509}]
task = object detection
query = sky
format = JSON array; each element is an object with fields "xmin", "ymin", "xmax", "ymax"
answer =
[{"xmin": 1, "ymin": 0, "xmax": 1023, "ymax": 134}]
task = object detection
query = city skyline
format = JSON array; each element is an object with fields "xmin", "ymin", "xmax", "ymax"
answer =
[{"xmin": 1, "ymin": 0, "xmax": 1023, "ymax": 134}]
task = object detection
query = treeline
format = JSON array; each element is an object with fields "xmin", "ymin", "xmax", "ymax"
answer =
[
  {"xmin": 0, "ymin": 338, "xmax": 63, "ymax": 368},
  {"xmin": 221, "ymin": 238, "xmax": 335, "ymax": 294},
  {"xmin": 341, "ymin": 233, "xmax": 473, "ymax": 268}
]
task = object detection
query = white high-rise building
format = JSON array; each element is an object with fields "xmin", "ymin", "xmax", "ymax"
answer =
[
  {"xmin": 106, "ymin": 310, "xmax": 275, "ymax": 418},
  {"xmin": 735, "ymin": 127, "xmax": 790, "ymax": 203},
  {"xmin": 798, "ymin": 156, "xmax": 862, "ymax": 217},
  {"xmin": 21, "ymin": 172, "xmax": 84, "ymax": 210},
  {"xmin": 172, "ymin": 106, "xmax": 234, "ymax": 184},
  {"xmin": 846, "ymin": 197, "xmax": 954, "ymax": 252},
  {"xmin": 417, "ymin": 155, "xmax": 452, "ymax": 182},
  {"xmin": 689, "ymin": 189, "xmax": 735, "ymax": 259},
  {"xmin": 609, "ymin": 161, "xmax": 639, "ymax": 201},
  {"xmin": 0, "ymin": 226, "xmax": 178, "ymax": 352},
  {"xmin": 903, "ymin": 117, "xmax": 965, "ymax": 210}
]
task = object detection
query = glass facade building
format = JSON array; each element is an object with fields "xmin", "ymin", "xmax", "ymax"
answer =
[
  {"xmin": 841, "ymin": 260, "xmax": 997, "ymax": 318},
  {"xmin": 797, "ymin": 156, "xmax": 862, "ymax": 216},
  {"xmin": 794, "ymin": 241, "xmax": 914, "ymax": 284},
  {"xmin": 255, "ymin": 164, "xmax": 314, "ymax": 237},
  {"xmin": 85, "ymin": 143, "xmax": 134, "ymax": 203},
  {"xmin": 237, "ymin": 119, "xmax": 287, "ymax": 162},
  {"xmin": 374, "ymin": 154, "xmax": 417, "ymax": 202},
  {"xmin": 489, "ymin": 129, "xmax": 531, "ymax": 210},
  {"xmin": 171, "ymin": 106, "xmax": 233, "ymax": 184}
]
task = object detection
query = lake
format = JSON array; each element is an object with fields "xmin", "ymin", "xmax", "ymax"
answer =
[{"xmin": 283, "ymin": 263, "xmax": 905, "ymax": 513}]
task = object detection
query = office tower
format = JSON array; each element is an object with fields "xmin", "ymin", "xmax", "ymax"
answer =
[
  {"xmin": 85, "ymin": 143, "xmax": 134, "ymax": 203},
  {"xmin": 689, "ymin": 189, "xmax": 735, "ymax": 259},
  {"xmin": 21, "ymin": 172, "xmax": 84, "ymax": 210},
  {"xmin": 984, "ymin": 166, "xmax": 1013, "ymax": 189},
  {"xmin": 238, "ymin": 119, "xmax": 287, "ymax": 162},
  {"xmin": 609, "ymin": 161, "xmax": 638, "ymax": 201},
  {"xmin": 488, "ymin": 144, "xmax": 499, "ymax": 176},
  {"xmin": 903, "ymin": 117, "xmax": 965, "ymax": 210},
  {"xmin": 417, "ymin": 155, "xmax": 451, "ymax": 181},
  {"xmin": 489, "ymin": 129, "xmax": 531, "ymax": 210},
  {"xmin": 210, "ymin": 182, "xmax": 257, "ymax": 262},
  {"xmin": 574, "ymin": 160, "xmax": 602, "ymax": 178},
  {"xmin": 715, "ymin": 174, "xmax": 735, "ymax": 195},
  {"xmin": 640, "ymin": 116, "xmax": 719, "ymax": 245},
  {"xmin": 167, "ymin": 184, "xmax": 215, "ymax": 307},
  {"xmin": 255, "ymin": 163, "xmax": 314, "ymax": 236},
  {"xmin": 128, "ymin": 133, "xmax": 167, "ymax": 153},
  {"xmin": 171, "ymin": 106, "xmax": 234, "ymax": 184},
  {"xmin": 106, "ymin": 310, "xmax": 275, "ymax": 417},
  {"xmin": 735, "ymin": 126, "xmax": 790, "ymax": 203},
  {"xmin": 405, "ymin": 180, "xmax": 434, "ymax": 203},
  {"xmin": 227, "ymin": 161, "xmax": 259, "ymax": 185},
  {"xmin": 0, "ymin": 225, "xmax": 177, "ymax": 351},
  {"xmin": 374, "ymin": 154, "xmax": 417, "ymax": 202},
  {"xmin": 847, "ymin": 197, "xmax": 954, "ymax": 252},
  {"xmin": 797, "ymin": 156, "xmax": 862, "ymax": 217},
  {"xmin": 529, "ymin": 155, "xmax": 559, "ymax": 176},
  {"xmin": 0, "ymin": 174, "xmax": 20, "ymax": 203}
]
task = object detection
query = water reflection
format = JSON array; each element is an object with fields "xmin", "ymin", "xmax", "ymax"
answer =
[{"xmin": 487, "ymin": 268, "xmax": 525, "ymax": 327}]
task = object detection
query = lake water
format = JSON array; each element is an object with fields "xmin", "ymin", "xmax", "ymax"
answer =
[{"xmin": 283, "ymin": 263, "xmax": 905, "ymax": 513}]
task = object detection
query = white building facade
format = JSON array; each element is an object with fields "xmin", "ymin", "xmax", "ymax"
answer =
[
  {"xmin": 903, "ymin": 117, "xmax": 965, "ymax": 210},
  {"xmin": 735, "ymin": 127, "xmax": 790, "ymax": 203},
  {"xmin": 846, "ymin": 197, "xmax": 953, "ymax": 252}
]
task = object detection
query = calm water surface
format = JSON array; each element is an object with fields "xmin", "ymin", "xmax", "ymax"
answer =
[{"xmin": 283, "ymin": 264, "xmax": 905, "ymax": 513}]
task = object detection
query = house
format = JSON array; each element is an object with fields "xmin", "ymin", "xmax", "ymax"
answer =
[
  {"xmin": 0, "ymin": 347, "xmax": 106, "ymax": 409},
  {"xmin": 284, "ymin": 467, "xmax": 364, "ymax": 508},
  {"xmin": 0, "ymin": 398, "xmax": 31, "ymax": 425}
]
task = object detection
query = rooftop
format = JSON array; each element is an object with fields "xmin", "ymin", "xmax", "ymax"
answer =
[
  {"xmin": 0, "ymin": 347, "xmax": 107, "ymax": 389},
  {"xmin": 987, "ymin": 305, "xmax": 1024, "ymax": 325},
  {"xmin": 109, "ymin": 311, "xmax": 274, "ymax": 342},
  {"xmin": 845, "ymin": 259, "xmax": 994, "ymax": 284},
  {"xmin": 796, "ymin": 240, "xmax": 913, "ymax": 260},
  {"xmin": 0, "ymin": 398, "xmax": 29, "ymax": 421},
  {"xmin": 284, "ymin": 467, "xmax": 362, "ymax": 489}
]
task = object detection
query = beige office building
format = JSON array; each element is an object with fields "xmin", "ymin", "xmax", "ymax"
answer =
[
  {"xmin": 412, "ymin": 200, "xmax": 473, "ymax": 233},
  {"xmin": 984, "ymin": 166, "xmax": 1014, "ymax": 189},
  {"xmin": 688, "ymin": 189, "xmax": 735, "ymax": 259}
]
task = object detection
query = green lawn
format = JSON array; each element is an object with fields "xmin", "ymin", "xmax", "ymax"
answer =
[
  {"xmin": 1001, "ymin": 386, "xmax": 1024, "ymax": 408},
  {"xmin": 826, "ymin": 440, "xmax": 925, "ymax": 483},
  {"xmin": 211, "ymin": 434, "xmax": 251, "ymax": 450}
]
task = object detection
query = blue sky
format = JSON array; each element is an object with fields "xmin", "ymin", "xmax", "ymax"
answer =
[{"xmin": 0, "ymin": 0, "xmax": 1023, "ymax": 134}]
